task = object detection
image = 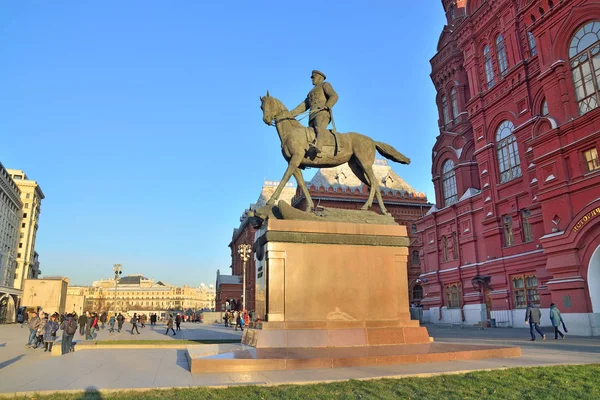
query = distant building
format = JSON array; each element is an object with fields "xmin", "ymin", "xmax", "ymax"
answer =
[
  {"xmin": 292, "ymin": 159, "xmax": 431, "ymax": 304},
  {"xmin": 215, "ymin": 270, "xmax": 242, "ymax": 312},
  {"xmin": 7, "ymin": 169, "xmax": 45, "ymax": 289},
  {"xmin": 0, "ymin": 163, "xmax": 22, "ymax": 323},
  {"xmin": 67, "ymin": 274, "xmax": 215, "ymax": 314}
]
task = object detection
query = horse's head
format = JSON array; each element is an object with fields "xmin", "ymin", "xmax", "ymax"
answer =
[{"xmin": 260, "ymin": 90, "xmax": 285, "ymax": 126}]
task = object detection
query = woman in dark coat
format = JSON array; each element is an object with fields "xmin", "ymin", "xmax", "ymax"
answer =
[{"xmin": 43, "ymin": 314, "xmax": 59, "ymax": 352}]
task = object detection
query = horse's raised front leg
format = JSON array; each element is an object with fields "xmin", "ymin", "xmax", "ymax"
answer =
[
  {"xmin": 266, "ymin": 155, "xmax": 303, "ymax": 207},
  {"xmin": 292, "ymin": 168, "xmax": 314, "ymax": 212}
]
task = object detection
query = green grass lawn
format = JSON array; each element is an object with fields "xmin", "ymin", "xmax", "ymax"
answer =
[
  {"xmin": 91, "ymin": 339, "xmax": 240, "ymax": 345},
  {"xmin": 13, "ymin": 364, "xmax": 600, "ymax": 399}
]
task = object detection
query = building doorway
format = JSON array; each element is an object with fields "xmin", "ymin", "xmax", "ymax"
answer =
[
  {"xmin": 0, "ymin": 294, "xmax": 16, "ymax": 324},
  {"xmin": 588, "ymin": 245, "xmax": 600, "ymax": 313}
]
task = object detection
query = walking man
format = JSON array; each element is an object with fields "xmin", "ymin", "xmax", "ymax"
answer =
[
  {"xmin": 131, "ymin": 313, "xmax": 140, "ymax": 335},
  {"xmin": 117, "ymin": 313, "xmax": 124, "ymax": 332},
  {"xmin": 77, "ymin": 312, "xmax": 87, "ymax": 336},
  {"xmin": 290, "ymin": 70, "xmax": 339, "ymax": 155},
  {"xmin": 165, "ymin": 315, "xmax": 176, "ymax": 336},
  {"xmin": 525, "ymin": 302, "xmax": 546, "ymax": 341},
  {"xmin": 549, "ymin": 303, "xmax": 566, "ymax": 339},
  {"xmin": 175, "ymin": 314, "xmax": 181, "ymax": 332},
  {"xmin": 26, "ymin": 311, "xmax": 41, "ymax": 348}
]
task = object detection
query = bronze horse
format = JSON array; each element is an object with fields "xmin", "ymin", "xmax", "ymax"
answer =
[{"xmin": 260, "ymin": 91, "xmax": 410, "ymax": 215}]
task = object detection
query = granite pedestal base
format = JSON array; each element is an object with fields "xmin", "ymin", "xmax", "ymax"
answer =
[{"xmin": 186, "ymin": 342, "xmax": 521, "ymax": 373}]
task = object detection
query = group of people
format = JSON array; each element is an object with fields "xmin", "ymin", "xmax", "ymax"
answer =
[
  {"xmin": 25, "ymin": 311, "xmax": 78, "ymax": 355},
  {"xmin": 525, "ymin": 302, "xmax": 568, "ymax": 341},
  {"xmin": 223, "ymin": 310, "xmax": 250, "ymax": 331}
]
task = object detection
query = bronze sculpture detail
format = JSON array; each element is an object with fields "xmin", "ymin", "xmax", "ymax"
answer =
[
  {"xmin": 259, "ymin": 87, "xmax": 411, "ymax": 218},
  {"xmin": 290, "ymin": 70, "xmax": 338, "ymax": 155}
]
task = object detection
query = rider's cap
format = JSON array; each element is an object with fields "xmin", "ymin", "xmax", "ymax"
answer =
[{"xmin": 311, "ymin": 70, "xmax": 326, "ymax": 79}]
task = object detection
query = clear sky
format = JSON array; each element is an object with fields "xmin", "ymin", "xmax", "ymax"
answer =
[{"xmin": 0, "ymin": 1, "xmax": 447, "ymax": 287}]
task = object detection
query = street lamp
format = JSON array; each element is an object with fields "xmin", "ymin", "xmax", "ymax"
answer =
[
  {"xmin": 113, "ymin": 264, "xmax": 122, "ymax": 315},
  {"xmin": 237, "ymin": 244, "xmax": 252, "ymax": 312}
]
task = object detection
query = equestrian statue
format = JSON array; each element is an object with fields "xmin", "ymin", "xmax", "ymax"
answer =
[{"xmin": 257, "ymin": 70, "xmax": 410, "ymax": 220}]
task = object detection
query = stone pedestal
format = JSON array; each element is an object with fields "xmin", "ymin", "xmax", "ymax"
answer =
[{"xmin": 244, "ymin": 219, "xmax": 430, "ymax": 348}]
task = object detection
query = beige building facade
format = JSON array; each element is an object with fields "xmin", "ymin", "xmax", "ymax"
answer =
[
  {"xmin": 68, "ymin": 274, "xmax": 216, "ymax": 314},
  {"xmin": 0, "ymin": 163, "xmax": 23, "ymax": 323},
  {"xmin": 22, "ymin": 277, "xmax": 69, "ymax": 315},
  {"xmin": 7, "ymin": 169, "xmax": 44, "ymax": 290}
]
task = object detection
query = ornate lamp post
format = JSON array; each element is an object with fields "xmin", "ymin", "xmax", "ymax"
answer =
[
  {"xmin": 113, "ymin": 264, "xmax": 122, "ymax": 315},
  {"xmin": 237, "ymin": 244, "xmax": 252, "ymax": 312}
]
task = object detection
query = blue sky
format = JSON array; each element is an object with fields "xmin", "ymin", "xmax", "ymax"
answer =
[{"xmin": 0, "ymin": 1, "xmax": 447, "ymax": 286}]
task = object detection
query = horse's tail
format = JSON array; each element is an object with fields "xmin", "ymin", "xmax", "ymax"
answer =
[{"xmin": 375, "ymin": 142, "xmax": 411, "ymax": 165}]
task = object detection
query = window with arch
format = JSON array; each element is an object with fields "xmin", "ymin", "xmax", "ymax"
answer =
[
  {"xmin": 442, "ymin": 160, "xmax": 458, "ymax": 206},
  {"xmin": 445, "ymin": 282, "xmax": 462, "ymax": 308},
  {"xmin": 412, "ymin": 285, "xmax": 423, "ymax": 301},
  {"xmin": 541, "ymin": 98, "xmax": 549, "ymax": 116},
  {"xmin": 442, "ymin": 236, "xmax": 449, "ymax": 261},
  {"xmin": 528, "ymin": 32, "xmax": 538, "ymax": 56},
  {"xmin": 411, "ymin": 223, "xmax": 417, "ymax": 234},
  {"xmin": 496, "ymin": 121, "xmax": 522, "ymax": 183},
  {"xmin": 503, "ymin": 215, "xmax": 514, "ymax": 247},
  {"xmin": 570, "ymin": 21, "xmax": 600, "ymax": 115},
  {"xmin": 483, "ymin": 45, "xmax": 495, "ymax": 88},
  {"xmin": 451, "ymin": 88, "xmax": 459, "ymax": 120},
  {"xmin": 522, "ymin": 210, "xmax": 533, "ymax": 242},
  {"xmin": 496, "ymin": 35, "xmax": 508, "ymax": 75},
  {"xmin": 442, "ymin": 95, "xmax": 450, "ymax": 125},
  {"xmin": 412, "ymin": 250, "xmax": 420, "ymax": 265}
]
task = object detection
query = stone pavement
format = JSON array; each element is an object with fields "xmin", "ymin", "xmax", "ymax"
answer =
[{"xmin": 0, "ymin": 323, "xmax": 598, "ymax": 396}]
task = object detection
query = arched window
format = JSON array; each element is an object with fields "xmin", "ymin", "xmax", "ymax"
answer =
[
  {"xmin": 451, "ymin": 88, "xmax": 459, "ymax": 120},
  {"xmin": 504, "ymin": 216, "xmax": 514, "ymax": 247},
  {"xmin": 496, "ymin": 121, "xmax": 522, "ymax": 183},
  {"xmin": 570, "ymin": 21, "xmax": 600, "ymax": 115},
  {"xmin": 528, "ymin": 32, "xmax": 538, "ymax": 56},
  {"xmin": 411, "ymin": 223, "xmax": 417, "ymax": 234},
  {"xmin": 541, "ymin": 98, "xmax": 549, "ymax": 116},
  {"xmin": 443, "ymin": 236, "xmax": 449, "ymax": 261},
  {"xmin": 442, "ymin": 160, "xmax": 458, "ymax": 206},
  {"xmin": 412, "ymin": 285, "xmax": 423, "ymax": 301},
  {"xmin": 442, "ymin": 95, "xmax": 450, "ymax": 125},
  {"xmin": 496, "ymin": 35, "xmax": 508, "ymax": 75},
  {"xmin": 412, "ymin": 250, "xmax": 420, "ymax": 265},
  {"xmin": 484, "ymin": 45, "xmax": 495, "ymax": 88}
]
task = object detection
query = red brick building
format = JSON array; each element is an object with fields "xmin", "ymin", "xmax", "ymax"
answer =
[
  {"xmin": 417, "ymin": 0, "xmax": 600, "ymax": 335},
  {"xmin": 292, "ymin": 159, "xmax": 431, "ymax": 304}
]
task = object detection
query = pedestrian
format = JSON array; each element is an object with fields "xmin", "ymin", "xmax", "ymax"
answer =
[
  {"xmin": 26, "ymin": 311, "xmax": 41, "ymax": 348},
  {"xmin": 108, "ymin": 314, "xmax": 116, "ymax": 333},
  {"xmin": 224, "ymin": 311, "xmax": 229, "ymax": 327},
  {"xmin": 100, "ymin": 312, "xmax": 107, "ymax": 330},
  {"xmin": 234, "ymin": 311, "xmax": 241, "ymax": 331},
  {"xmin": 175, "ymin": 314, "xmax": 181, "ymax": 331},
  {"xmin": 165, "ymin": 315, "xmax": 176, "ymax": 336},
  {"xmin": 90, "ymin": 313, "xmax": 99, "ymax": 340},
  {"xmin": 131, "ymin": 313, "xmax": 140, "ymax": 335},
  {"xmin": 239, "ymin": 312, "xmax": 245, "ymax": 331},
  {"xmin": 36, "ymin": 313, "xmax": 48, "ymax": 349},
  {"xmin": 60, "ymin": 313, "xmax": 77, "ymax": 355},
  {"xmin": 243, "ymin": 310, "xmax": 249, "ymax": 327},
  {"xmin": 84, "ymin": 312, "xmax": 93, "ymax": 339},
  {"xmin": 78, "ymin": 312, "xmax": 87, "ymax": 336},
  {"xmin": 549, "ymin": 303, "xmax": 566, "ymax": 340},
  {"xmin": 43, "ymin": 314, "xmax": 59, "ymax": 352},
  {"xmin": 140, "ymin": 314, "xmax": 146, "ymax": 328},
  {"xmin": 117, "ymin": 313, "xmax": 124, "ymax": 332},
  {"xmin": 525, "ymin": 302, "xmax": 546, "ymax": 341}
]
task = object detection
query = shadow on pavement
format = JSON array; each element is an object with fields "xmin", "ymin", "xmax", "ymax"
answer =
[
  {"xmin": 0, "ymin": 355, "xmax": 24, "ymax": 370},
  {"xmin": 77, "ymin": 386, "xmax": 103, "ymax": 399},
  {"xmin": 176, "ymin": 349, "xmax": 190, "ymax": 372}
]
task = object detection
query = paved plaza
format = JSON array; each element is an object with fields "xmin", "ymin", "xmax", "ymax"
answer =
[{"xmin": 0, "ymin": 322, "xmax": 598, "ymax": 396}]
